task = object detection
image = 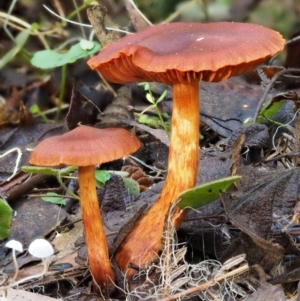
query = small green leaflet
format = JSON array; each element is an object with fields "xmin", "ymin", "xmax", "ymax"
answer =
[
  {"xmin": 255, "ymin": 99, "xmax": 284, "ymax": 124},
  {"xmin": 41, "ymin": 192, "xmax": 66, "ymax": 205},
  {"xmin": 95, "ymin": 170, "xmax": 111, "ymax": 188},
  {"xmin": 0, "ymin": 199, "xmax": 12, "ymax": 239},
  {"xmin": 31, "ymin": 40, "xmax": 101, "ymax": 69},
  {"xmin": 123, "ymin": 177, "xmax": 140, "ymax": 195},
  {"xmin": 177, "ymin": 176, "xmax": 241, "ymax": 210}
]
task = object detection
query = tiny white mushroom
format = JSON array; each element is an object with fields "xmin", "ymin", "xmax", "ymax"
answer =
[
  {"xmin": 28, "ymin": 239, "xmax": 54, "ymax": 276},
  {"xmin": 5, "ymin": 240, "xmax": 23, "ymax": 280}
]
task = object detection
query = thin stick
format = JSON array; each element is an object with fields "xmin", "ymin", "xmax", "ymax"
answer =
[{"xmin": 43, "ymin": 4, "xmax": 132, "ymax": 35}]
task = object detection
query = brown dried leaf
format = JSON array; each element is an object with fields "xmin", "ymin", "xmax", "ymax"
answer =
[
  {"xmin": 244, "ymin": 265, "xmax": 285, "ymax": 301},
  {"xmin": 0, "ymin": 87, "xmax": 33, "ymax": 127}
]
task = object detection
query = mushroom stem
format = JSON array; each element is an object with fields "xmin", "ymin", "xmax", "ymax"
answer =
[
  {"xmin": 78, "ymin": 166, "xmax": 115, "ymax": 295},
  {"xmin": 11, "ymin": 249, "xmax": 19, "ymax": 281},
  {"xmin": 115, "ymin": 80, "xmax": 200, "ymax": 275}
]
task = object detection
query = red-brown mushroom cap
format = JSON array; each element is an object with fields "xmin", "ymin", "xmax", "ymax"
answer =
[
  {"xmin": 29, "ymin": 126, "xmax": 141, "ymax": 167},
  {"xmin": 88, "ymin": 22, "xmax": 285, "ymax": 85}
]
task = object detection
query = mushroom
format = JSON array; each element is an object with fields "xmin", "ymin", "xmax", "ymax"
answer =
[
  {"xmin": 29, "ymin": 125, "xmax": 141, "ymax": 294},
  {"xmin": 6, "ymin": 239, "xmax": 54, "ymax": 287},
  {"xmin": 5, "ymin": 240, "xmax": 23, "ymax": 280},
  {"xmin": 87, "ymin": 22, "xmax": 285, "ymax": 276},
  {"xmin": 28, "ymin": 238, "xmax": 54, "ymax": 276}
]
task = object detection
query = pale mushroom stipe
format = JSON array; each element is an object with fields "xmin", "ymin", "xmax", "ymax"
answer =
[
  {"xmin": 88, "ymin": 22, "xmax": 285, "ymax": 277},
  {"xmin": 29, "ymin": 125, "xmax": 141, "ymax": 295},
  {"xmin": 5, "ymin": 240, "xmax": 23, "ymax": 281}
]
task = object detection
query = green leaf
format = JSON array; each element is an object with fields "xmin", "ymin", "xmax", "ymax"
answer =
[
  {"xmin": 123, "ymin": 177, "xmax": 140, "ymax": 195},
  {"xmin": 137, "ymin": 114, "xmax": 162, "ymax": 129},
  {"xmin": 41, "ymin": 192, "xmax": 66, "ymax": 205},
  {"xmin": 31, "ymin": 41, "xmax": 101, "ymax": 69},
  {"xmin": 0, "ymin": 199, "xmax": 12, "ymax": 240},
  {"xmin": 95, "ymin": 170, "xmax": 111, "ymax": 187},
  {"xmin": 0, "ymin": 30, "xmax": 30, "ymax": 69},
  {"xmin": 178, "ymin": 176, "xmax": 241, "ymax": 210},
  {"xmin": 256, "ymin": 99, "xmax": 285, "ymax": 124}
]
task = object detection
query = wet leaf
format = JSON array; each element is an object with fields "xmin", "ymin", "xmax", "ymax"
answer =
[{"xmin": 178, "ymin": 176, "xmax": 241, "ymax": 210}]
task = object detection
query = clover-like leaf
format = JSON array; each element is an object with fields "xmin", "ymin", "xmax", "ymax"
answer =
[{"xmin": 31, "ymin": 40, "xmax": 101, "ymax": 69}]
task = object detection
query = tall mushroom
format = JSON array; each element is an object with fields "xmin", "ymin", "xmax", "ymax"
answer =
[
  {"xmin": 29, "ymin": 125, "xmax": 141, "ymax": 294},
  {"xmin": 87, "ymin": 22, "xmax": 285, "ymax": 276}
]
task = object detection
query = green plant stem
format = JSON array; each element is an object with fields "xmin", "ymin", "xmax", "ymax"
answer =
[
  {"xmin": 56, "ymin": 64, "xmax": 67, "ymax": 121},
  {"xmin": 153, "ymin": 106, "xmax": 170, "ymax": 138},
  {"xmin": 67, "ymin": 0, "xmax": 94, "ymax": 20},
  {"xmin": 57, "ymin": 171, "xmax": 80, "ymax": 200},
  {"xmin": 22, "ymin": 165, "xmax": 79, "ymax": 200}
]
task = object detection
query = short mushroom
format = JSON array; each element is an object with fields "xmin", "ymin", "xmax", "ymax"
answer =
[
  {"xmin": 29, "ymin": 125, "xmax": 141, "ymax": 294},
  {"xmin": 28, "ymin": 238, "xmax": 54, "ymax": 276},
  {"xmin": 5, "ymin": 240, "xmax": 23, "ymax": 280},
  {"xmin": 88, "ymin": 22, "xmax": 285, "ymax": 275}
]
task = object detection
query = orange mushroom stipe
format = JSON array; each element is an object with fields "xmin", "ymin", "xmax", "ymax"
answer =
[
  {"xmin": 88, "ymin": 22, "xmax": 285, "ymax": 277},
  {"xmin": 29, "ymin": 126, "xmax": 141, "ymax": 295}
]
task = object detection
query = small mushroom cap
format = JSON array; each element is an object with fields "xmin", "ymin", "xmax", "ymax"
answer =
[
  {"xmin": 5, "ymin": 240, "xmax": 23, "ymax": 252},
  {"xmin": 29, "ymin": 126, "xmax": 141, "ymax": 167},
  {"xmin": 28, "ymin": 239, "xmax": 54, "ymax": 258},
  {"xmin": 88, "ymin": 22, "xmax": 285, "ymax": 85}
]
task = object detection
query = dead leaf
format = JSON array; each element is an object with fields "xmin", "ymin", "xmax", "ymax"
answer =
[
  {"xmin": 221, "ymin": 231, "xmax": 283, "ymax": 273},
  {"xmin": 220, "ymin": 167, "xmax": 300, "ymax": 270},
  {"xmin": 222, "ymin": 168, "xmax": 300, "ymax": 239},
  {"xmin": 0, "ymin": 87, "xmax": 33, "ymax": 127},
  {"xmin": 244, "ymin": 265, "xmax": 285, "ymax": 301}
]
